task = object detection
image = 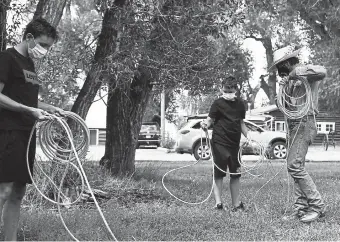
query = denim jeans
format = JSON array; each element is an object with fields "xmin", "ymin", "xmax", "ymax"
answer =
[{"xmin": 287, "ymin": 116, "xmax": 324, "ymax": 213}]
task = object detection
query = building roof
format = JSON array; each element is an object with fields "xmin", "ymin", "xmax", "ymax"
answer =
[
  {"xmin": 246, "ymin": 105, "xmax": 278, "ymax": 115},
  {"xmin": 187, "ymin": 112, "xmax": 272, "ymax": 121}
]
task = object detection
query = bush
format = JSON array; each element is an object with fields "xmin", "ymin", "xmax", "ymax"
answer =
[{"xmin": 162, "ymin": 132, "xmax": 176, "ymax": 149}]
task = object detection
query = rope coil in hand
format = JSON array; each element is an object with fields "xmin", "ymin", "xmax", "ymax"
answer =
[
  {"xmin": 277, "ymin": 76, "xmax": 312, "ymax": 119},
  {"xmin": 27, "ymin": 111, "xmax": 117, "ymax": 241}
]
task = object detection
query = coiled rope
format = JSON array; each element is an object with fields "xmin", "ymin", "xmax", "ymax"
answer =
[
  {"xmin": 277, "ymin": 76, "xmax": 312, "ymax": 120},
  {"xmin": 27, "ymin": 111, "xmax": 117, "ymax": 241}
]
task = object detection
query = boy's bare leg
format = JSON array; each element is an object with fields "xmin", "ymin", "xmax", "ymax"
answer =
[
  {"xmin": 213, "ymin": 177, "xmax": 223, "ymax": 205},
  {"xmin": 0, "ymin": 183, "xmax": 14, "ymax": 225},
  {"xmin": 230, "ymin": 176, "xmax": 240, "ymax": 207},
  {"xmin": 2, "ymin": 182, "xmax": 26, "ymax": 241}
]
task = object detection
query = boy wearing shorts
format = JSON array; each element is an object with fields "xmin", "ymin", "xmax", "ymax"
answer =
[
  {"xmin": 0, "ymin": 18, "xmax": 64, "ymax": 240},
  {"xmin": 201, "ymin": 76, "xmax": 248, "ymax": 211}
]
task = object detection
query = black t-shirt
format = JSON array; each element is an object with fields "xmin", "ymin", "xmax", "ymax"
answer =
[
  {"xmin": 208, "ymin": 97, "xmax": 246, "ymax": 147},
  {"xmin": 0, "ymin": 48, "xmax": 39, "ymax": 130}
]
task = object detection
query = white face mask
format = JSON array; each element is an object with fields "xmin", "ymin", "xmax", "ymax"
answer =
[
  {"xmin": 28, "ymin": 40, "xmax": 48, "ymax": 59},
  {"xmin": 221, "ymin": 92, "xmax": 237, "ymax": 101}
]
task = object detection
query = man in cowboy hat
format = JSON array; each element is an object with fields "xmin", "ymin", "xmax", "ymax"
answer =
[
  {"xmin": 270, "ymin": 46, "xmax": 327, "ymax": 223},
  {"xmin": 201, "ymin": 76, "xmax": 249, "ymax": 212}
]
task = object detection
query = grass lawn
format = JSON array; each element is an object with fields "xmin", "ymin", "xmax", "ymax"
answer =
[{"xmin": 7, "ymin": 160, "xmax": 340, "ymax": 241}]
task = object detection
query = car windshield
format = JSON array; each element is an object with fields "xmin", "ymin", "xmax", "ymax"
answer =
[
  {"xmin": 191, "ymin": 120, "xmax": 204, "ymax": 129},
  {"xmin": 245, "ymin": 121, "xmax": 264, "ymax": 132},
  {"xmin": 181, "ymin": 119, "xmax": 265, "ymax": 132},
  {"xmin": 181, "ymin": 119, "xmax": 204, "ymax": 129},
  {"xmin": 141, "ymin": 124, "xmax": 158, "ymax": 132}
]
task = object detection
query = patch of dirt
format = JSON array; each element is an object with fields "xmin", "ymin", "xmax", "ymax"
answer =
[
  {"xmin": 110, "ymin": 189, "xmax": 168, "ymax": 207},
  {"xmin": 76, "ymin": 188, "xmax": 170, "ymax": 209}
]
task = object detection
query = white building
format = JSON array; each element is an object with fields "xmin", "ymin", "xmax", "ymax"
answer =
[{"xmin": 85, "ymin": 91, "xmax": 178, "ymax": 145}]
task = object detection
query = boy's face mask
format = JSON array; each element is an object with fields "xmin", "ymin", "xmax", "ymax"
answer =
[
  {"xmin": 28, "ymin": 39, "xmax": 48, "ymax": 59},
  {"xmin": 221, "ymin": 86, "xmax": 237, "ymax": 101},
  {"xmin": 26, "ymin": 33, "xmax": 48, "ymax": 59},
  {"xmin": 222, "ymin": 92, "xmax": 237, "ymax": 100}
]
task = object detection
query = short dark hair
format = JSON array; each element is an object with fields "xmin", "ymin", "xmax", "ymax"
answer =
[
  {"xmin": 278, "ymin": 57, "xmax": 300, "ymax": 68},
  {"xmin": 23, "ymin": 18, "xmax": 58, "ymax": 41},
  {"xmin": 286, "ymin": 57, "xmax": 299, "ymax": 66},
  {"xmin": 221, "ymin": 75, "xmax": 237, "ymax": 89}
]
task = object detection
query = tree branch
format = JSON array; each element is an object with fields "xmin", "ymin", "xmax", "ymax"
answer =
[
  {"xmin": 287, "ymin": 0, "xmax": 332, "ymax": 40},
  {"xmin": 245, "ymin": 34, "xmax": 264, "ymax": 41},
  {"xmin": 260, "ymin": 75, "xmax": 270, "ymax": 98}
]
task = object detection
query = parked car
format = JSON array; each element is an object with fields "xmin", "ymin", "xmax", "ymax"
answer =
[
  {"xmin": 137, "ymin": 122, "xmax": 161, "ymax": 148},
  {"xmin": 175, "ymin": 118, "xmax": 287, "ymax": 160}
]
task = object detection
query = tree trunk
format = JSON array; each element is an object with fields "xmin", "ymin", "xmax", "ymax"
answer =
[
  {"xmin": 262, "ymin": 37, "xmax": 277, "ymax": 104},
  {"xmin": 247, "ymin": 34, "xmax": 277, "ymax": 104},
  {"xmin": 71, "ymin": 2, "xmax": 126, "ymax": 119},
  {"xmin": 71, "ymin": 66, "xmax": 103, "ymax": 119},
  {"xmin": 33, "ymin": 0, "xmax": 68, "ymax": 27},
  {"xmin": 0, "ymin": 0, "xmax": 11, "ymax": 51},
  {"xmin": 260, "ymin": 76, "xmax": 274, "ymax": 104},
  {"xmin": 99, "ymin": 64, "xmax": 153, "ymax": 175},
  {"xmin": 94, "ymin": 1, "xmax": 167, "ymax": 174},
  {"xmin": 249, "ymin": 83, "xmax": 261, "ymax": 109}
]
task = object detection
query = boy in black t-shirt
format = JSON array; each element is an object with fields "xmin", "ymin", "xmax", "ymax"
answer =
[
  {"xmin": 0, "ymin": 18, "xmax": 65, "ymax": 240},
  {"xmin": 201, "ymin": 76, "xmax": 248, "ymax": 211}
]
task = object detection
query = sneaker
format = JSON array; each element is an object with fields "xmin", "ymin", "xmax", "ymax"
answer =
[
  {"xmin": 231, "ymin": 202, "xmax": 245, "ymax": 212},
  {"xmin": 215, "ymin": 203, "xmax": 223, "ymax": 210},
  {"xmin": 300, "ymin": 211, "xmax": 322, "ymax": 223},
  {"xmin": 282, "ymin": 210, "xmax": 306, "ymax": 221}
]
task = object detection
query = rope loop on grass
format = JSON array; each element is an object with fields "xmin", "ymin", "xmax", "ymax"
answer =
[{"xmin": 162, "ymin": 129, "xmax": 268, "ymax": 205}]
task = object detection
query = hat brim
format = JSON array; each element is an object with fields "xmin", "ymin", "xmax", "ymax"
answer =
[{"xmin": 268, "ymin": 48, "xmax": 303, "ymax": 72}]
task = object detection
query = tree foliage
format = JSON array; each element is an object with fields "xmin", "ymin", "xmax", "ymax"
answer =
[
  {"xmin": 241, "ymin": 0, "xmax": 309, "ymax": 105},
  {"xmin": 286, "ymin": 0, "xmax": 340, "ymax": 111},
  {"xmin": 145, "ymin": 1, "xmax": 249, "ymax": 92},
  {"xmin": 33, "ymin": 0, "xmax": 68, "ymax": 27},
  {"xmin": 93, "ymin": 0, "xmax": 251, "ymax": 174},
  {"xmin": 36, "ymin": 3, "xmax": 101, "ymax": 108}
]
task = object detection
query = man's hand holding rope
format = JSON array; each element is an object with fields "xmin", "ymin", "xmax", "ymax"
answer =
[
  {"xmin": 278, "ymin": 76, "xmax": 289, "ymax": 86},
  {"xmin": 278, "ymin": 74, "xmax": 302, "ymax": 87}
]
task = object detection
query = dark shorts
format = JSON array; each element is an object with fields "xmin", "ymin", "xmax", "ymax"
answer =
[
  {"xmin": 211, "ymin": 142, "xmax": 241, "ymax": 178},
  {"xmin": 0, "ymin": 129, "xmax": 36, "ymax": 184}
]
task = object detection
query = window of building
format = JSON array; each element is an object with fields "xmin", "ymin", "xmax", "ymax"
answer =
[
  {"xmin": 275, "ymin": 121, "xmax": 286, "ymax": 132},
  {"xmin": 89, "ymin": 129, "xmax": 99, "ymax": 145},
  {"xmin": 316, "ymin": 122, "xmax": 335, "ymax": 133},
  {"xmin": 317, "ymin": 123, "xmax": 322, "ymax": 132}
]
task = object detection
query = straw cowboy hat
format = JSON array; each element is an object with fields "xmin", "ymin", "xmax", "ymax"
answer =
[{"xmin": 268, "ymin": 46, "xmax": 303, "ymax": 72}]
